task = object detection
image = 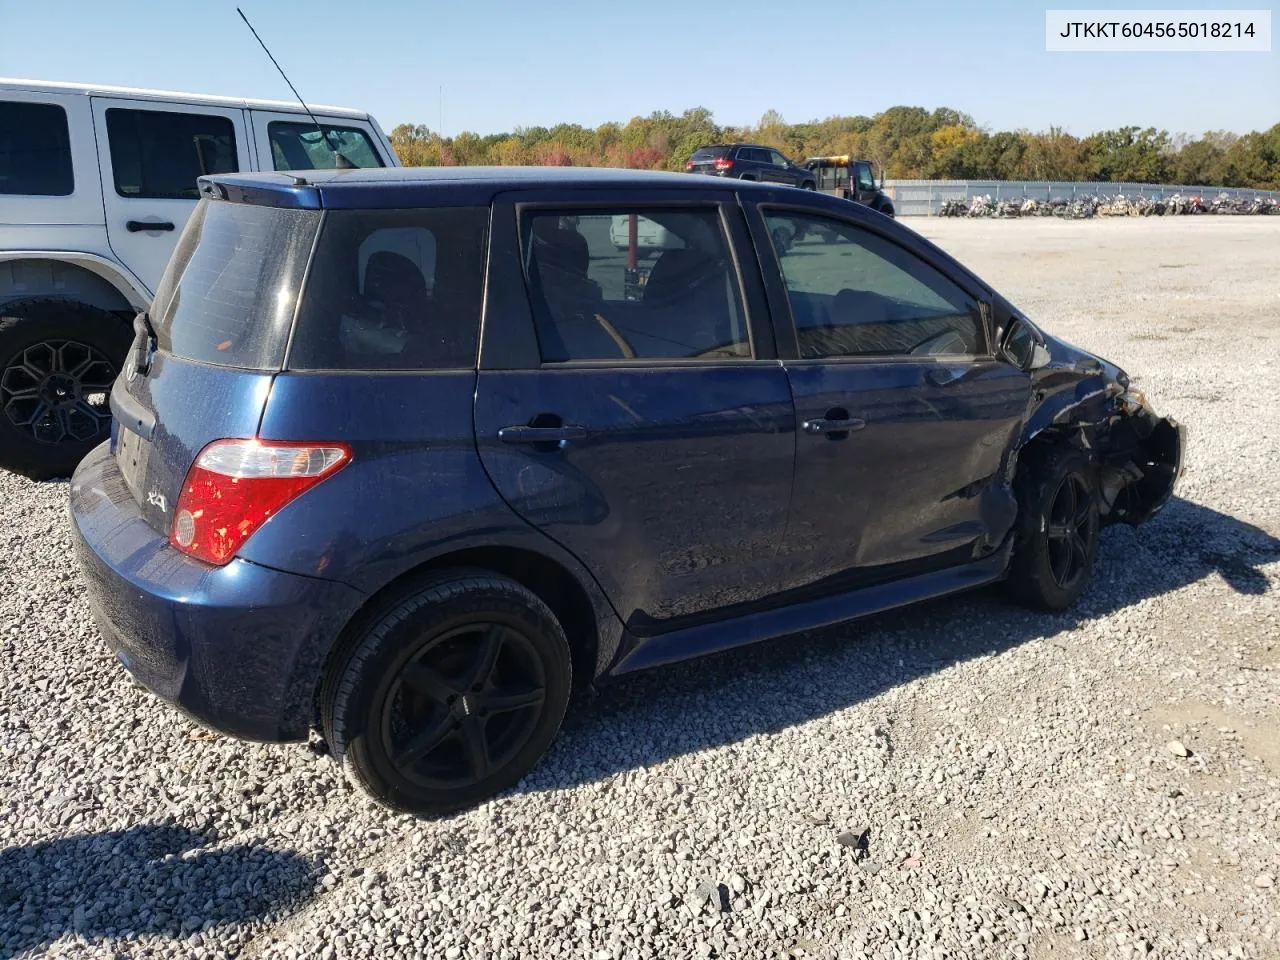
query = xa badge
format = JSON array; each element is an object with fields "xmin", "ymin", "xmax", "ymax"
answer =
[{"xmin": 146, "ymin": 490, "xmax": 167, "ymax": 513}]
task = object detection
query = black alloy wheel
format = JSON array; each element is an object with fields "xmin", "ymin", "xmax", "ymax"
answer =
[
  {"xmin": 1007, "ymin": 445, "xmax": 1101, "ymax": 611},
  {"xmin": 1044, "ymin": 473, "xmax": 1096, "ymax": 591},
  {"xmin": 323, "ymin": 572, "xmax": 573, "ymax": 814},
  {"xmin": 381, "ymin": 623, "xmax": 547, "ymax": 790},
  {"xmin": 1, "ymin": 339, "xmax": 116, "ymax": 446}
]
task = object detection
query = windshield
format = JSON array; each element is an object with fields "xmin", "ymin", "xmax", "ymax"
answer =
[{"xmin": 151, "ymin": 199, "xmax": 321, "ymax": 370}]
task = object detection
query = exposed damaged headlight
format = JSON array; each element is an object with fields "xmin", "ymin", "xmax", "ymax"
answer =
[{"xmin": 1117, "ymin": 389, "xmax": 1150, "ymax": 416}]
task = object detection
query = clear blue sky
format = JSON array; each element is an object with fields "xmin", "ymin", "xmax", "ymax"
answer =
[{"xmin": 2, "ymin": 0, "xmax": 1276, "ymax": 137}]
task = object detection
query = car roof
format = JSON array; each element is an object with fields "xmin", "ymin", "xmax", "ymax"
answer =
[
  {"xmin": 202, "ymin": 165, "xmax": 781, "ymax": 209},
  {"xmin": 0, "ymin": 77, "xmax": 370, "ymax": 119}
]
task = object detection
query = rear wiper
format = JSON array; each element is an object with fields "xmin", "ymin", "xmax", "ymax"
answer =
[{"xmin": 129, "ymin": 310, "xmax": 158, "ymax": 378}]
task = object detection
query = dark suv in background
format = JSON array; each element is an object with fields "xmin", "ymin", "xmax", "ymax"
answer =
[
  {"xmin": 72, "ymin": 167, "xmax": 1183, "ymax": 815},
  {"xmin": 686, "ymin": 143, "xmax": 816, "ymax": 189}
]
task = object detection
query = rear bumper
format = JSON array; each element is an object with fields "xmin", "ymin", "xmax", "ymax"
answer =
[{"xmin": 70, "ymin": 441, "xmax": 364, "ymax": 742}]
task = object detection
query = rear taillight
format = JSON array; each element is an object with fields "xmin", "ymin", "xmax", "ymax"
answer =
[
  {"xmin": 170, "ymin": 439, "xmax": 351, "ymax": 566},
  {"xmin": 685, "ymin": 160, "xmax": 694, "ymax": 170},
  {"xmin": 713, "ymin": 158, "xmax": 734, "ymax": 170}
]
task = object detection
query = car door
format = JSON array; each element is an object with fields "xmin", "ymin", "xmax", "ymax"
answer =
[
  {"xmin": 92, "ymin": 98, "xmax": 249, "ymax": 296},
  {"xmin": 756, "ymin": 149, "xmax": 782, "ymax": 184},
  {"xmin": 474, "ymin": 191, "xmax": 796, "ymax": 633},
  {"xmin": 250, "ymin": 111, "xmax": 389, "ymax": 172},
  {"xmin": 749, "ymin": 202, "xmax": 1030, "ymax": 596},
  {"xmin": 853, "ymin": 161, "xmax": 878, "ymax": 205},
  {"xmin": 769, "ymin": 150, "xmax": 801, "ymax": 186}
]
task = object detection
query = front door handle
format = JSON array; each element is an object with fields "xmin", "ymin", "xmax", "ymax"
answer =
[
  {"xmin": 126, "ymin": 220, "xmax": 175, "ymax": 233},
  {"xmin": 802, "ymin": 417, "xmax": 866, "ymax": 435},
  {"xmin": 927, "ymin": 367, "xmax": 965, "ymax": 387},
  {"xmin": 498, "ymin": 424, "xmax": 588, "ymax": 444}
]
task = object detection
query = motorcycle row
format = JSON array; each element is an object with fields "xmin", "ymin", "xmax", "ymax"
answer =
[{"xmin": 937, "ymin": 193, "xmax": 1280, "ymax": 219}]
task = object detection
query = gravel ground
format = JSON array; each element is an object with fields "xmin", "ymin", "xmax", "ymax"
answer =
[{"xmin": 2, "ymin": 217, "xmax": 1277, "ymax": 960}]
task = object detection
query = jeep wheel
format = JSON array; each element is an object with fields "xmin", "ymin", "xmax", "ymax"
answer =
[{"xmin": 0, "ymin": 299, "xmax": 133, "ymax": 480}]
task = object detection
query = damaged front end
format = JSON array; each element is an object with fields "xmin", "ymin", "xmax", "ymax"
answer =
[
  {"xmin": 1092, "ymin": 387, "xmax": 1185, "ymax": 525},
  {"xmin": 1015, "ymin": 330, "xmax": 1186, "ymax": 528}
]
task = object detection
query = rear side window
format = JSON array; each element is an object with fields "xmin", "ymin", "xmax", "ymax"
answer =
[
  {"xmin": 268, "ymin": 121, "xmax": 384, "ymax": 171},
  {"xmin": 523, "ymin": 208, "xmax": 750, "ymax": 363},
  {"xmin": 0, "ymin": 101, "xmax": 73, "ymax": 196},
  {"xmin": 106, "ymin": 108, "xmax": 238, "ymax": 199},
  {"xmin": 151, "ymin": 199, "xmax": 320, "ymax": 369},
  {"xmin": 289, "ymin": 207, "xmax": 488, "ymax": 370}
]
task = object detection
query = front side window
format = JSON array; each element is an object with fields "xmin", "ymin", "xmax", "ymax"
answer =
[
  {"xmin": 764, "ymin": 211, "xmax": 985, "ymax": 359},
  {"xmin": 855, "ymin": 162, "xmax": 876, "ymax": 190},
  {"xmin": 268, "ymin": 121, "xmax": 384, "ymax": 171},
  {"xmin": 524, "ymin": 208, "xmax": 750, "ymax": 362},
  {"xmin": 770, "ymin": 151, "xmax": 790, "ymax": 168},
  {"xmin": 152, "ymin": 199, "xmax": 319, "ymax": 369},
  {"xmin": 290, "ymin": 207, "xmax": 488, "ymax": 370},
  {"xmin": 0, "ymin": 100, "xmax": 73, "ymax": 196},
  {"xmin": 106, "ymin": 108, "xmax": 238, "ymax": 199}
]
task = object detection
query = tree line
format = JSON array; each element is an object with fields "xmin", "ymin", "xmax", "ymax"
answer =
[{"xmin": 388, "ymin": 106, "xmax": 1280, "ymax": 188}]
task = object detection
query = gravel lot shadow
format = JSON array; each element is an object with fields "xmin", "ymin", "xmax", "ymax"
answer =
[
  {"xmin": 0, "ymin": 825, "xmax": 315, "ymax": 958},
  {"xmin": 525, "ymin": 496, "xmax": 1278, "ymax": 793}
]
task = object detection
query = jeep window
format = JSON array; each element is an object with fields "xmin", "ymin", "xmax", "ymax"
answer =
[
  {"xmin": 150, "ymin": 199, "xmax": 319, "ymax": 369},
  {"xmin": 855, "ymin": 162, "xmax": 876, "ymax": 190},
  {"xmin": 769, "ymin": 151, "xmax": 790, "ymax": 168},
  {"xmin": 268, "ymin": 122, "xmax": 384, "ymax": 171},
  {"xmin": 106, "ymin": 109, "xmax": 238, "ymax": 200},
  {"xmin": 764, "ymin": 211, "xmax": 985, "ymax": 359},
  {"xmin": 289, "ymin": 207, "xmax": 488, "ymax": 370},
  {"xmin": 0, "ymin": 101, "xmax": 74, "ymax": 196},
  {"xmin": 524, "ymin": 209, "xmax": 750, "ymax": 363}
]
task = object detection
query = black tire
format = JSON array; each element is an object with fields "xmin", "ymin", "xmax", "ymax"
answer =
[
  {"xmin": 322, "ymin": 571, "xmax": 573, "ymax": 814},
  {"xmin": 1006, "ymin": 445, "xmax": 1101, "ymax": 611},
  {"xmin": 880, "ymin": 204, "xmax": 896, "ymax": 218},
  {"xmin": 802, "ymin": 180, "xmax": 817, "ymax": 191},
  {"xmin": 0, "ymin": 298, "xmax": 132, "ymax": 481}
]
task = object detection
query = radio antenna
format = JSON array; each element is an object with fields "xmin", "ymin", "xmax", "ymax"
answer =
[{"xmin": 236, "ymin": 7, "xmax": 354, "ymax": 169}]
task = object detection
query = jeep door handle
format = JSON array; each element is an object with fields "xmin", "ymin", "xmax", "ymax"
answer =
[
  {"xmin": 802, "ymin": 417, "xmax": 866, "ymax": 434},
  {"xmin": 126, "ymin": 220, "xmax": 175, "ymax": 233},
  {"xmin": 498, "ymin": 424, "xmax": 588, "ymax": 444}
]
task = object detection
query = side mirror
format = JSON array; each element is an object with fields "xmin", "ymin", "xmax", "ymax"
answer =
[{"xmin": 1001, "ymin": 316, "xmax": 1050, "ymax": 370}]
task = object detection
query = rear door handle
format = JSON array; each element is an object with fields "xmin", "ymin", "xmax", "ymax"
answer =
[
  {"xmin": 803, "ymin": 417, "xmax": 866, "ymax": 434},
  {"xmin": 126, "ymin": 220, "xmax": 175, "ymax": 233},
  {"xmin": 498, "ymin": 424, "xmax": 588, "ymax": 444}
]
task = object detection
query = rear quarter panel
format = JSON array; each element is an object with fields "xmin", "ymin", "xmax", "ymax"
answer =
[{"xmin": 242, "ymin": 373, "xmax": 619, "ymax": 637}]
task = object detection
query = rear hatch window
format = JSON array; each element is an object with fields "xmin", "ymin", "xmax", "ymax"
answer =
[
  {"xmin": 151, "ymin": 199, "xmax": 320, "ymax": 370},
  {"xmin": 689, "ymin": 147, "xmax": 729, "ymax": 163}
]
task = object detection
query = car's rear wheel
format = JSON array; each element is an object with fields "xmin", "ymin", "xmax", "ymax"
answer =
[
  {"xmin": 0, "ymin": 298, "xmax": 132, "ymax": 481},
  {"xmin": 322, "ymin": 572, "xmax": 572, "ymax": 814},
  {"xmin": 1007, "ymin": 445, "xmax": 1100, "ymax": 610}
]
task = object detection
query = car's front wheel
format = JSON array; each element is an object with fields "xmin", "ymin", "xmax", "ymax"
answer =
[
  {"xmin": 322, "ymin": 572, "xmax": 573, "ymax": 814},
  {"xmin": 1007, "ymin": 445, "xmax": 1100, "ymax": 610}
]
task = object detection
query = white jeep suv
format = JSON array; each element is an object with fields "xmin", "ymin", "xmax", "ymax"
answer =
[{"xmin": 0, "ymin": 78, "xmax": 399, "ymax": 479}]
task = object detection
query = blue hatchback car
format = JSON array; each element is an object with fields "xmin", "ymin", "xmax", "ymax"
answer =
[{"xmin": 71, "ymin": 167, "xmax": 1183, "ymax": 812}]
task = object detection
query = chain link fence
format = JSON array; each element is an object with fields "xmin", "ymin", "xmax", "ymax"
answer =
[{"xmin": 885, "ymin": 179, "xmax": 1280, "ymax": 216}]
